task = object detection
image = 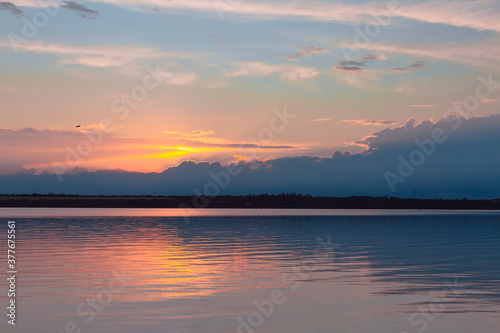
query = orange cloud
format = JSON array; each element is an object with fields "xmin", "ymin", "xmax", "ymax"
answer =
[
  {"xmin": 343, "ymin": 119, "xmax": 398, "ymax": 126},
  {"xmin": 409, "ymin": 104, "xmax": 436, "ymax": 108},
  {"xmin": 309, "ymin": 118, "xmax": 332, "ymax": 122},
  {"xmin": 0, "ymin": 127, "xmax": 302, "ymax": 175}
]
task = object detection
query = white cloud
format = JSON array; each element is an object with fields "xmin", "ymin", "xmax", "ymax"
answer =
[
  {"xmin": 331, "ymin": 69, "xmax": 383, "ymax": 88},
  {"xmin": 281, "ymin": 67, "xmax": 319, "ymax": 81},
  {"xmin": 224, "ymin": 62, "xmax": 319, "ymax": 81},
  {"xmin": 19, "ymin": 0, "xmax": 498, "ymax": 33},
  {"xmin": 0, "ymin": 40, "xmax": 198, "ymax": 68},
  {"xmin": 155, "ymin": 70, "xmax": 198, "ymax": 86},
  {"xmin": 224, "ymin": 62, "xmax": 281, "ymax": 77},
  {"xmin": 392, "ymin": 0, "xmax": 500, "ymax": 33},
  {"xmin": 121, "ymin": 65, "xmax": 198, "ymax": 85}
]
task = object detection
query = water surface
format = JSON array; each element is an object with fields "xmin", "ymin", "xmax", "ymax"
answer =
[{"xmin": 0, "ymin": 211, "xmax": 499, "ymax": 332}]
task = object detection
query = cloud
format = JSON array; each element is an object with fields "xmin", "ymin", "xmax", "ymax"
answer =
[
  {"xmin": 225, "ymin": 62, "xmax": 319, "ymax": 81},
  {"xmin": 395, "ymin": 86, "xmax": 416, "ymax": 94},
  {"xmin": 279, "ymin": 46, "xmax": 330, "ymax": 62},
  {"xmin": 353, "ymin": 115, "xmax": 496, "ymax": 155},
  {"xmin": 331, "ymin": 61, "xmax": 365, "ymax": 73},
  {"xmin": 281, "ymin": 67, "xmax": 319, "ymax": 81},
  {"xmin": 4, "ymin": 115, "xmax": 500, "ymax": 198},
  {"xmin": 362, "ymin": 54, "xmax": 387, "ymax": 61},
  {"xmin": 0, "ymin": 126, "xmax": 298, "ymax": 175},
  {"xmin": 343, "ymin": 119, "xmax": 398, "ymax": 126},
  {"xmin": 409, "ymin": 104, "xmax": 436, "ymax": 108},
  {"xmin": 164, "ymin": 130, "xmax": 216, "ymax": 138},
  {"xmin": 35, "ymin": 0, "xmax": 500, "ymax": 33},
  {"xmin": 209, "ymin": 35, "xmax": 225, "ymax": 43},
  {"xmin": 0, "ymin": 40, "xmax": 198, "ymax": 69},
  {"xmin": 338, "ymin": 61, "xmax": 365, "ymax": 67},
  {"xmin": 0, "ymin": 161, "xmax": 33, "ymax": 175},
  {"xmin": 154, "ymin": 70, "xmax": 198, "ymax": 86},
  {"xmin": 338, "ymin": 40, "xmax": 500, "ymax": 72},
  {"xmin": 330, "ymin": 57, "xmax": 390, "ymax": 87},
  {"xmin": 330, "ymin": 150, "xmax": 353, "ymax": 158},
  {"xmin": 309, "ymin": 118, "xmax": 332, "ymax": 122},
  {"xmin": 60, "ymin": 1, "xmax": 99, "ymax": 19},
  {"xmin": 224, "ymin": 62, "xmax": 279, "ymax": 77},
  {"xmin": 331, "ymin": 57, "xmax": 392, "ymax": 75},
  {"xmin": 0, "ymin": 2, "xmax": 23, "ymax": 17},
  {"xmin": 118, "ymin": 65, "xmax": 198, "ymax": 85},
  {"xmin": 196, "ymin": 142, "xmax": 295, "ymax": 149},
  {"xmin": 391, "ymin": 61, "xmax": 425, "ymax": 73},
  {"xmin": 392, "ymin": 0, "xmax": 500, "ymax": 33},
  {"xmin": 333, "ymin": 69, "xmax": 384, "ymax": 88}
]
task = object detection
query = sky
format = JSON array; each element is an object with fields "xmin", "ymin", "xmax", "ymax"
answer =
[{"xmin": 0, "ymin": 0, "xmax": 499, "ymax": 197}]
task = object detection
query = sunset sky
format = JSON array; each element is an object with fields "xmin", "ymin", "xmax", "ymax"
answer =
[{"xmin": 1, "ymin": 0, "xmax": 499, "ymax": 176}]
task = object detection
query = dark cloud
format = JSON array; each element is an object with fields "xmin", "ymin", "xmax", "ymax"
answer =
[
  {"xmin": 0, "ymin": 161, "xmax": 30, "ymax": 175},
  {"xmin": 332, "ymin": 65, "xmax": 364, "ymax": 73},
  {"xmin": 2, "ymin": 115, "xmax": 500, "ymax": 199},
  {"xmin": 362, "ymin": 54, "xmax": 386, "ymax": 61},
  {"xmin": 332, "ymin": 60, "xmax": 366, "ymax": 73},
  {"xmin": 0, "ymin": 126, "xmax": 297, "ymax": 179},
  {"xmin": 391, "ymin": 61, "xmax": 425, "ymax": 73},
  {"xmin": 60, "ymin": 1, "xmax": 99, "ymax": 19},
  {"xmin": 332, "ymin": 55, "xmax": 386, "ymax": 73},
  {"xmin": 0, "ymin": 2, "xmax": 23, "ymax": 17},
  {"xmin": 337, "ymin": 61, "xmax": 365, "ymax": 67}
]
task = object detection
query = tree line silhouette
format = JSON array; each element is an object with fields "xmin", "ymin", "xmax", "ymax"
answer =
[{"xmin": 1, "ymin": 193, "xmax": 500, "ymax": 209}]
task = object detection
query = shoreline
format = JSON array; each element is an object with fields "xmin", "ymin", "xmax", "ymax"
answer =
[{"xmin": 1, "ymin": 194, "xmax": 500, "ymax": 210}]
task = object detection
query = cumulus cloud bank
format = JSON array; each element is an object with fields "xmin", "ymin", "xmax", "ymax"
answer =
[{"xmin": 2, "ymin": 115, "xmax": 500, "ymax": 199}]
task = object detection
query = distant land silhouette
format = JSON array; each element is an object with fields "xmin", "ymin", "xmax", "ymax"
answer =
[{"xmin": 2, "ymin": 193, "xmax": 500, "ymax": 209}]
